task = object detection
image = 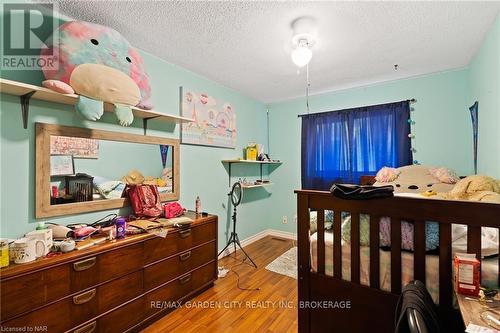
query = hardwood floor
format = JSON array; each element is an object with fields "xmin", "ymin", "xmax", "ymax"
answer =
[{"xmin": 141, "ymin": 236, "xmax": 298, "ymax": 333}]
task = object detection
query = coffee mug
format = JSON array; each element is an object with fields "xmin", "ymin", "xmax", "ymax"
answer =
[{"xmin": 12, "ymin": 238, "xmax": 44, "ymax": 264}]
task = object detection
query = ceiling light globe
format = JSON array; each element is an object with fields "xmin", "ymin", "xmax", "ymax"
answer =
[{"xmin": 291, "ymin": 46, "xmax": 312, "ymax": 67}]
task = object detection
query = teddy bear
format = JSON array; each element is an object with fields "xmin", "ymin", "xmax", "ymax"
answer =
[
  {"xmin": 40, "ymin": 21, "xmax": 153, "ymax": 126},
  {"xmin": 440, "ymin": 175, "xmax": 500, "ymax": 204}
]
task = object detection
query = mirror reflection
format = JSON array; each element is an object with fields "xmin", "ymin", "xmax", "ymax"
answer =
[{"xmin": 49, "ymin": 135, "xmax": 173, "ymax": 205}]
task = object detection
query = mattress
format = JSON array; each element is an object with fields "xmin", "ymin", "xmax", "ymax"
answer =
[{"xmin": 310, "ymin": 231, "xmax": 499, "ymax": 303}]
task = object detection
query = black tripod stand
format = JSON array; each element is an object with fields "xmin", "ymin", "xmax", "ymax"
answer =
[{"xmin": 218, "ymin": 182, "xmax": 257, "ymax": 268}]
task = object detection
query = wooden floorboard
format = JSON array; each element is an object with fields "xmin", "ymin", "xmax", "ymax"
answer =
[{"xmin": 141, "ymin": 236, "xmax": 298, "ymax": 333}]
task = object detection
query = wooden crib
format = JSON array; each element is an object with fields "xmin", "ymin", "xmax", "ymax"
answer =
[{"xmin": 296, "ymin": 189, "xmax": 500, "ymax": 333}]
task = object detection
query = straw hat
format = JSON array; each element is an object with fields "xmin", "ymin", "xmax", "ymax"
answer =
[{"xmin": 122, "ymin": 170, "xmax": 145, "ymax": 185}]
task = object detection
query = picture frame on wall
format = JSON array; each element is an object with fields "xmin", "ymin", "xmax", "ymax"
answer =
[
  {"xmin": 50, "ymin": 136, "xmax": 99, "ymax": 159},
  {"xmin": 50, "ymin": 155, "xmax": 75, "ymax": 176},
  {"xmin": 180, "ymin": 86, "xmax": 237, "ymax": 149}
]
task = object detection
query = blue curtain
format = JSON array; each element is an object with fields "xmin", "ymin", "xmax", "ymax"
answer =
[{"xmin": 301, "ymin": 101, "xmax": 412, "ymax": 190}]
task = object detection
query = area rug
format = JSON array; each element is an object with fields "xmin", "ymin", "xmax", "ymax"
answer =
[{"xmin": 265, "ymin": 246, "xmax": 297, "ymax": 279}]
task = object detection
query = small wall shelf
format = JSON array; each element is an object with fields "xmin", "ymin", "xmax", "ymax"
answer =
[
  {"xmin": 222, "ymin": 159, "xmax": 282, "ymax": 187},
  {"xmin": 240, "ymin": 183, "xmax": 274, "ymax": 189},
  {"xmin": 0, "ymin": 78, "xmax": 194, "ymax": 134},
  {"xmin": 221, "ymin": 159, "xmax": 282, "ymax": 165}
]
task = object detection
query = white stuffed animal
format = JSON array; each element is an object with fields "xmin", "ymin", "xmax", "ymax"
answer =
[{"xmin": 373, "ymin": 165, "xmax": 457, "ymax": 194}]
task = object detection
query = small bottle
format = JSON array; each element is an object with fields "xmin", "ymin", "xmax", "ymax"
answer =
[
  {"xmin": 115, "ymin": 217, "xmax": 126, "ymax": 239},
  {"xmin": 195, "ymin": 196, "xmax": 201, "ymax": 214},
  {"xmin": 0, "ymin": 240, "xmax": 9, "ymax": 268},
  {"xmin": 51, "ymin": 186, "xmax": 58, "ymax": 198}
]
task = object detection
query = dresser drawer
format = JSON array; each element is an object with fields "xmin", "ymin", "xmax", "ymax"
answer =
[
  {"xmin": 98, "ymin": 270, "xmax": 143, "ymax": 313},
  {"xmin": 0, "ymin": 265, "xmax": 70, "ymax": 322},
  {"xmin": 2, "ymin": 286, "xmax": 98, "ymax": 332},
  {"xmin": 2, "ymin": 270, "xmax": 143, "ymax": 332},
  {"xmin": 144, "ymin": 221, "xmax": 216, "ymax": 264},
  {"xmin": 144, "ymin": 241, "xmax": 216, "ymax": 290},
  {"xmin": 71, "ymin": 242, "xmax": 144, "ymax": 291},
  {"xmin": 97, "ymin": 296, "xmax": 146, "ymax": 333},
  {"xmin": 145, "ymin": 262, "xmax": 216, "ymax": 318}
]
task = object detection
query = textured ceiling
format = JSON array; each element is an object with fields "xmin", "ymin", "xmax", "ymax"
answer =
[{"xmin": 43, "ymin": 1, "xmax": 499, "ymax": 103}]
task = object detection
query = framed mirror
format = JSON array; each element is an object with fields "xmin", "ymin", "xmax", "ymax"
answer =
[{"xmin": 35, "ymin": 123, "xmax": 180, "ymax": 218}]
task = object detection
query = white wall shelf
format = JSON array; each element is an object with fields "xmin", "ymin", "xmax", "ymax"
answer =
[
  {"xmin": 240, "ymin": 183, "xmax": 274, "ymax": 189},
  {"xmin": 222, "ymin": 159, "xmax": 282, "ymax": 187},
  {"xmin": 0, "ymin": 78, "xmax": 194, "ymax": 134},
  {"xmin": 221, "ymin": 159, "xmax": 282, "ymax": 165}
]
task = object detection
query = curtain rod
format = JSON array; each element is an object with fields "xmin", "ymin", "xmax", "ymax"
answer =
[{"xmin": 297, "ymin": 99, "xmax": 416, "ymax": 118}]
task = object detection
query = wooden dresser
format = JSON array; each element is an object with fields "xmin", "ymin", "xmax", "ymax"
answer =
[{"xmin": 0, "ymin": 213, "xmax": 217, "ymax": 333}]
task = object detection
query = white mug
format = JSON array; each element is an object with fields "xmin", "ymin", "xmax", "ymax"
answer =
[{"xmin": 12, "ymin": 238, "xmax": 44, "ymax": 264}]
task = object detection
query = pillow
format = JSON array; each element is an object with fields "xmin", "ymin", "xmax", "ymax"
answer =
[
  {"xmin": 105, "ymin": 183, "xmax": 125, "ymax": 199},
  {"xmin": 42, "ymin": 80, "xmax": 75, "ymax": 94},
  {"xmin": 429, "ymin": 167, "xmax": 459, "ymax": 184},
  {"xmin": 452, "ymin": 225, "xmax": 498, "ymax": 258},
  {"xmin": 340, "ymin": 214, "xmax": 498, "ymax": 256},
  {"xmin": 375, "ymin": 167, "xmax": 400, "ymax": 183},
  {"xmin": 379, "ymin": 218, "xmax": 440, "ymax": 251},
  {"xmin": 93, "ymin": 176, "xmax": 123, "ymax": 199},
  {"xmin": 374, "ymin": 165, "xmax": 455, "ymax": 194},
  {"xmin": 309, "ymin": 210, "xmax": 334, "ymax": 234},
  {"xmin": 341, "ymin": 214, "xmax": 370, "ymax": 246},
  {"xmin": 341, "ymin": 214, "xmax": 440, "ymax": 251}
]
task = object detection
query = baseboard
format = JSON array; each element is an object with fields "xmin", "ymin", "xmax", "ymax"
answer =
[
  {"xmin": 218, "ymin": 229, "xmax": 296, "ymax": 259},
  {"xmin": 267, "ymin": 229, "xmax": 297, "ymax": 241}
]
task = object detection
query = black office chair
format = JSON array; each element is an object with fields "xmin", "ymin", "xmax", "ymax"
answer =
[{"xmin": 394, "ymin": 280, "xmax": 441, "ymax": 333}]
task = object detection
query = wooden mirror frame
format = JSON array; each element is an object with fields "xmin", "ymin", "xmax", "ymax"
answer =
[{"xmin": 35, "ymin": 123, "xmax": 180, "ymax": 218}]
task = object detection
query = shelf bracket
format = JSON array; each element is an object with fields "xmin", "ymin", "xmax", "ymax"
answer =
[
  {"xmin": 20, "ymin": 91, "xmax": 36, "ymax": 129},
  {"xmin": 142, "ymin": 116, "xmax": 160, "ymax": 135},
  {"xmin": 228, "ymin": 163, "xmax": 232, "ymax": 187}
]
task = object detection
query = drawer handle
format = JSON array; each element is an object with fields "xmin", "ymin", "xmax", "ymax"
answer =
[
  {"xmin": 73, "ymin": 321, "xmax": 96, "ymax": 333},
  {"xmin": 179, "ymin": 228, "xmax": 191, "ymax": 239},
  {"xmin": 73, "ymin": 257, "xmax": 96, "ymax": 272},
  {"xmin": 73, "ymin": 288, "xmax": 96, "ymax": 305},
  {"xmin": 179, "ymin": 251, "xmax": 191, "ymax": 261},
  {"xmin": 179, "ymin": 273, "xmax": 191, "ymax": 285}
]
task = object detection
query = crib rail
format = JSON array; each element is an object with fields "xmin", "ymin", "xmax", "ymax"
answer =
[{"xmin": 296, "ymin": 190, "xmax": 500, "ymax": 313}]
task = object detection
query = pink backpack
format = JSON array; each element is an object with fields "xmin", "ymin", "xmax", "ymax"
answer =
[{"xmin": 163, "ymin": 202, "xmax": 186, "ymax": 218}]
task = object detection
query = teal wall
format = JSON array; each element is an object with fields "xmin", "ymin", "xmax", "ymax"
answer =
[
  {"xmin": 0, "ymin": 7, "xmax": 272, "ymax": 250},
  {"xmin": 267, "ymin": 68, "xmax": 484, "ymax": 233},
  {"xmin": 467, "ymin": 14, "xmax": 500, "ymax": 178}
]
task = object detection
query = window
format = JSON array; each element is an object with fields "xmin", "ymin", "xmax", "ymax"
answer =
[{"xmin": 301, "ymin": 101, "xmax": 412, "ymax": 190}]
